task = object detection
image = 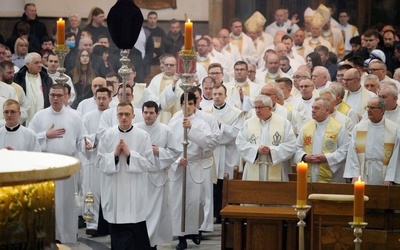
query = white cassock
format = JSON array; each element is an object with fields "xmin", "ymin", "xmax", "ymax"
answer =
[
  {"xmin": 25, "ymin": 74, "xmax": 45, "ymax": 126},
  {"xmin": 265, "ymin": 21, "xmax": 299, "ymax": 37},
  {"xmin": 204, "ymin": 103, "xmax": 243, "ymax": 179},
  {"xmin": 82, "ymin": 108, "xmax": 106, "ymax": 230},
  {"xmin": 285, "ymin": 95, "xmax": 307, "ymax": 118},
  {"xmin": 344, "ymin": 87, "xmax": 376, "ymax": 116},
  {"xmin": 331, "ymin": 111, "xmax": 354, "ymax": 137},
  {"xmin": 28, "ymin": 106, "xmax": 88, "ymax": 243},
  {"xmin": 384, "ymin": 105, "xmax": 400, "ymax": 124},
  {"xmin": 344, "ymin": 119, "xmax": 400, "ymax": 185},
  {"xmin": 230, "ymin": 32, "xmax": 259, "ymax": 65},
  {"xmin": 221, "ymin": 43, "xmax": 243, "ymax": 80},
  {"xmin": 136, "ymin": 121, "xmax": 181, "ymax": 247},
  {"xmin": 77, "ymin": 97, "xmax": 98, "ymax": 117},
  {"xmin": 168, "ymin": 112, "xmax": 213, "ymax": 236},
  {"xmin": 0, "ymin": 124, "xmax": 40, "ymax": 151},
  {"xmin": 200, "ymin": 97, "xmax": 213, "ymax": 109},
  {"xmin": 48, "ymin": 72, "xmax": 76, "ymax": 105},
  {"xmin": 225, "ymin": 79, "xmax": 261, "ymax": 112},
  {"xmin": 96, "ymin": 125, "xmax": 156, "ymax": 224},
  {"xmin": 236, "ymin": 113, "xmax": 296, "ymax": 181},
  {"xmin": 97, "ymin": 106, "xmax": 144, "ymax": 133},
  {"xmin": 303, "ymin": 36, "xmax": 333, "ymax": 51},
  {"xmin": 294, "ymin": 117, "xmax": 350, "ymax": 183},
  {"xmin": 334, "ymin": 102, "xmax": 359, "ymax": 127},
  {"xmin": 255, "ymin": 68, "xmax": 291, "ymax": 85}
]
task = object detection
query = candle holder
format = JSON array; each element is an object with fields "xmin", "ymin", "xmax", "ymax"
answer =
[
  {"xmin": 348, "ymin": 221, "xmax": 368, "ymax": 250},
  {"xmin": 118, "ymin": 49, "xmax": 131, "ymax": 102},
  {"xmin": 53, "ymin": 44, "xmax": 70, "ymax": 85},
  {"xmin": 177, "ymin": 49, "xmax": 196, "ymax": 232},
  {"xmin": 293, "ymin": 205, "xmax": 311, "ymax": 250}
]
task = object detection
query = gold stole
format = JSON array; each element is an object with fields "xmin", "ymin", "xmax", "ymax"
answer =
[
  {"xmin": 285, "ymin": 102, "xmax": 293, "ymax": 110},
  {"xmin": 133, "ymin": 83, "xmax": 146, "ymax": 107},
  {"xmin": 302, "ymin": 117, "xmax": 341, "ymax": 182},
  {"xmin": 225, "ymin": 44, "xmax": 231, "ymax": 53},
  {"xmin": 296, "ymin": 46, "xmax": 305, "ymax": 57},
  {"xmin": 245, "ymin": 114, "xmax": 284, "ymax": 181},
  {"xmin": 337, "ymin": 101, "xmax": 351, "ymax": 116},
  {"xmin": 236, "ymin": 82, "xmax": 250, "ymax": 97},
  {"xmin": 197, "ymin": 57, "xmax": 211, "ymax": 72},
  {"xmin": 230, "ymin": 36, "xmax": 243, "ymax": 54},
  {"xmin": 322, "ymin": 32, "xmax": 335, "ymax": 48},
  {"xmin": 308, "ymin": 39, "xmax": 321, "ymax": 49},
  {"xmin": 265, "ymin": 73, "xmax": 280, "ymax": 84},
  {"xmin": 355, "ymin": 119, "xmax": 396, "ymax": 183},
  {"xmin": 160, "ymin": 74, "xmax": 173, "ymax": 93}
]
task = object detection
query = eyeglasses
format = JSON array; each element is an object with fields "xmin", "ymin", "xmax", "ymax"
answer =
[
  {"xmin": 342, "ymin": 77, "xmax": 357, "ymax": 82},
  {"xmin": 209, "ymin": 72, "xmax": 222, "ymax": 75},
  {"xmin": 293, "ymin": 75, "xmax": 309, "ymax": 79},
  {"xmin": 365, "ymin": 106, "xmax": 382, "ymax": 110},
  {"xmin": 299, "ymin": 85, "xmax": 313, "ymax": 89},
  {"xmin": 118, "ymin": 93, "xmax": 133, "ymax": 97},
  {"xmin": 3, "ymin": 110, "xmax": 18, "ymax": 115},
  {"xmin": 368, "ymin": 68, "xmax": 382, "ymax": 73},
  {"xmin": 164, "ymin": 63, "xmax": 176, "ymax": 67},
  {"xmin": 254, "ymin": 106, "xmax": 269, "ymax": 110},
  {"xmin": 49, "ymin": 93, "xmax": 64, "ymax": 98}
]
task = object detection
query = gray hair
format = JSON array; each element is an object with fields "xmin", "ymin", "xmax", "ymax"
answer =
[
  {"xmin": 276, "ymin": 87, "xmax": 285, "ymax": 100},
  {"xmin": 314, "ymin": 97, "xmax": 331, "ymax": 110},
  {"xmin": 329, "ymin": 82, "xmax": 345, "ymax": 98},
  {"xmin": 370, "ymin": 60, "xmax": 387, "ymax": 71},
  {"xmin": 319, "ymin": 88, "xmax": 337, "ymax": 101},
  {"xmin": 24, "ymin": 52, "xmax": 41, "ymax": 64},
  {"xmin": 379, "ymin": 83, "xmax": 398, "ymax": 97},
  {"xmin": 69, "ymin": 13, "xmax": 81, "ymax": 21},
  {"xmin": 370, "ymin": 96, "xmax": 386, "ymax": 109},
  {"xmin": 313, "ymin": 66, "xmax": 331, "ymax": 81},
  {"xmin": 364, "ymin": 74, "xmax": 379, "ymax": 83},
  {"xmin": 254, "ymin": 95, "xmax": 273, "ymax": 107}
]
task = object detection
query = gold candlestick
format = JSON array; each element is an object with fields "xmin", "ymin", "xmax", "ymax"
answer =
[
  {"xmin": 178, "ymin": 49, "xmax": 196, "ymax": 232},
  {"xmin": 348, "ymin": 221, "xmax": 368, "ymax": 250},
  {"xmin": 293, "ymin": 205, "xmax": 311, "ymax": 250}
]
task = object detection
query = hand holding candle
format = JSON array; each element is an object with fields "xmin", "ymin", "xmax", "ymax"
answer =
[
  {"xmin": 56, "ymin": 18, "xmax": 65, "ymax": 45},
  {"xmin": 296, "ymin": 161, "xmax": 308, "ymax": 207},
  {"xmin": 354, "ymin": 176, "xmax": 365, "ymax": 224},
  {"xmin": 184, "ymin": 19, "xmax": 193, "ymax": 51}
]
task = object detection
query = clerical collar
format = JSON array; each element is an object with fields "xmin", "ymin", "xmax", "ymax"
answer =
[
  {"xmin": 5, "ymin": 124, "xmax": 20, "ymax": 132},
  {"xmin": 203, "ymin": 95, "xmax": 213, "ymax": 101},
  {"xmin": 340, "ymin": 24, "xmax": 348, "ymax": 28},
  {"xmin": 230, "ymin": 33, "xmax": 242, "ymax": 39},
  {"xmin": 214, "ymin": 103, "xmax": 226, "ymax": 110},
  {"xmin": 118, "ymin": 125, "xmax": 133, "ymax": 133},
  {"xmin": 276, "ymin": 23, "xmax": 284, "ymax": 27}
]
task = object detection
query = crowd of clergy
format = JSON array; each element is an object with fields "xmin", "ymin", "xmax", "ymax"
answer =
[{"xmin": 2, "ymin": 2, "xmax": 400, "ymax": 250}]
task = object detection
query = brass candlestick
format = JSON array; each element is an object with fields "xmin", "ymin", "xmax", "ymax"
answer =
[
  {"xmin": 293, "ymin": 205, "xmax": 311, "ymax": 250},
  {"xmin": 53, "ymin": 44, "xmax": 70, "ymax": 85},
  {"xmin": 178, "ymin": 49, "xmax": 196, "ymax": 232},
  {"xmin": 348, "ymin": 221, "xmax": 368, "ymax": 250}
]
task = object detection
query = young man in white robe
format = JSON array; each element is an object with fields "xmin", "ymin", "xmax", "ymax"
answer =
[
  {"xmin": 0, "ymin": 99, "xmax": 40, "ymax": 151},
  {"xmin": 168, "ymin": 92, "xmax": 214, "ymax": 250},
  {"xmin": 236, "ymin": 95, "xmax": 296, "ymax": 181},
  {"xmin": 136, "ymin": 101, "xmax": 181, "ymax": 249},
  {"xmin": 97, "ymin": 84, "xmax": 144, "ymax": 133},
  {"xmin": 344, "ymin": 97, "xmax": 400, "ymax": 185},
  {"xmin": 77, "ymin": 77, "xmax": 108, "ymax": 116},
  {"xmin": 28, "ymin": 84, "xmax": 92, "ymax": 244},
  {"xmin": 96, "ymin": 101, "xmax": 156, "ymax": 249},
  {"xmin": 82, "ymin": 87, "xmax": 113, "ymax": 237},
  {"xmin": 203, "ymin": 84, "xmax": 243, "ymax": 223}
]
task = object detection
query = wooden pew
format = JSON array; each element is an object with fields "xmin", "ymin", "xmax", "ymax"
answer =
[{"xmin": 220, "ymin": 173, "xmax": 305, "ymax": 250}]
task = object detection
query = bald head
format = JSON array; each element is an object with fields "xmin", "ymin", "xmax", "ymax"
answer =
[{"xmin": 218, "ymin": 29, "xmax": 230, "ymax": 46}]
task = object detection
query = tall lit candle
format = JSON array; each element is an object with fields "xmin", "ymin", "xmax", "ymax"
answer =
[
  {"xmin": 354, "ymin": 176, "xmax": 365, "ymax": 224},
  {"xmin": 57, "ymin": 18, "xmax": 65, "ymax": 45},
  {"xmin": 296, "ymin": 161, "xmax": 308, "ymax": 207},
  {"xmin": 184, "ymin": 19, "xmax": 193, "ymax": 51}
]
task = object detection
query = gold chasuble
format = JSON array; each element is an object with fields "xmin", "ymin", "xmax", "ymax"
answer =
[
  {"xmin": 245, "ymin": 114, "xmax": 284, "ymax": 181},
  {"xmin": 355, "ymin": 119, "xmax": 396, "ymax": 182},
  {"xmin": 302, "ymin": 117, "xmax": 341, "ymax": 182}
]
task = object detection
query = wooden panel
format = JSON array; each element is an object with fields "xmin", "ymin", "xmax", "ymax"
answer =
[
  {"xmin": 387, "ymin": 231, "xmax": 400, "ymax": 250},
  {"xmin": 246, "ymin": 219, "xmax": 282, "ymax": 250},
  {"xmin": 388, "ymin": 185, "xmax": 400, "ymax": 209}
]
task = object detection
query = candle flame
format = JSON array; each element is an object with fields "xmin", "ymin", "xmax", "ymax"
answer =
[
  {"xmin": 188, "ymin": 19, "xmax": 191, "ymax": 22},
  {"xmin": 358, "ymin": 176, "xmax": 361, "ymax": 182},
  {"xmin": 58, "ymin": 18, "xmax": 63, "ymax": 21}
]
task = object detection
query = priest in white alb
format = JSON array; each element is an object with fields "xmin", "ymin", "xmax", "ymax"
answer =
[
  {"xmin": 136, "ymin": 101, "xmax": 181, "ymax": 248},
  {"xmin": 236, "ymin": 95, "xmax": 296, "ymax": 181}
]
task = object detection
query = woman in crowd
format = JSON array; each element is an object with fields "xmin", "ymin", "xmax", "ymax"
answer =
[
  {"xmin": 12, "ymin": 37, "xmax": 29, "ymax": 68},
  {"xmin": 305, "ymin": 51, "xmax": 323, "ymax": 73},
  {"xmin": 70, "ymin": 49, "xmax": 97, "ymax": 108}
]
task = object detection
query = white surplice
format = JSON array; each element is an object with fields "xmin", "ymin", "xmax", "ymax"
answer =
[{"xmin": 0, "ymin": 125, "xmax": 40, "ymax": 151}]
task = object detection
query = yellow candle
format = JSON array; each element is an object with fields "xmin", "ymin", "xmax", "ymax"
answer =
[
  {"xmin": 354, "ymin": 176, "xmax": 365, "ymax": 224},
  {"xmin": 296, "ymin": 161, "xmax": 308, "ymax": 207},
  {"xmin": 184, "ymin": 19, "xmax": 193, "ymax": 51},
  {"xmin": 57, "ymin": 18, "xmax": 65, "ymax": 45}
]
